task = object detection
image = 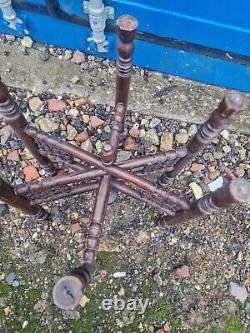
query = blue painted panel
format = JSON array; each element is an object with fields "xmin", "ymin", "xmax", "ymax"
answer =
[
  {"xmin": 1, "ymin": 8, "xmax": 250, "ymax": 92},
  {"xmin": 16, "ymin": 0, "xmax": 46, "ymax": 5},
  {"xmin": 58, "ymin": 0, "xmax": 250, "ymax": 56}
]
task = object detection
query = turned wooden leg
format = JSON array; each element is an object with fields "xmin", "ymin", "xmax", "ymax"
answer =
[
  {"xmin": 113, "ymin": 15, "xmax": 138, "ymax": 201},
  {"xmin": 0, "ymin": 176, "xmax": 49, "ymax": 220},
  {"xmin": 157, "ymin": 178, "xmax": 250, "ymax": 227},
  {"xmin": 158, "ymin": 91, "xmax": 248, "ymax": 185},
  {"xmin": 0, "ymin": 80, "xmax": 57, "ymax": 175},
  {"xmin": 53, "ymin": 173, "xmax": 111, "ymax": 309},
  {"xmin": 115, "ymin": 15, "xmax": 138, "ymax": 134}
]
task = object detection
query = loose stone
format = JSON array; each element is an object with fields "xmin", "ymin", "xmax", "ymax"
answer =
[
  {"xmin": 48, "ymin": 99, "xmax": 67, "ymax": 112},
  {"xmin": 189, "ymin": 182, "xmax": 203, "ymax": 199},
  {"xmin": 175, "ymin": 129, "xmax": 189, "ymax": 144},
  {"xmin": 144, "ymin": 129, "xmax": 159, "ymax": 146},
  {"xmin": 160, "ymin": 132, "xmax": 173, "ymax": 152},
  {"xmin": 81, "ymin": 138, "xmax": 93, "ymax": 153},
  {"xmin": 29, "ymin": 97, "xmax": 44, "ymax": 112}
]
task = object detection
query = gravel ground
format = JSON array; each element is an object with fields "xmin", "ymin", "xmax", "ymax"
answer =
[{"xmin": 0, "ymin": 35, "xmax": 250, "ymax": 333}]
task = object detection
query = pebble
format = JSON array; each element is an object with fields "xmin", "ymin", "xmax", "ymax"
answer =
[
  {"xmin": 139, "ymin": 129, "xmax": 146, "ymax": 138},
  {"xmin": 70, "ymin": 223, "xmax": 81, "ymax": 234},
  {"xmin": 75, "ymin": 131, "xmax": 89, "ymax": 143},
  {"xmin": 6, "ymin": 272, "xmax": 16, "ymax": 285},
  {"xmin": 221, "ymin": 129, "xmax": 230, "ymax": 140},
  {"xmin": 149, "ymin": 117, "xmax": 161, "ymax": 128},
  {"xmin": 123, "ymin": 136, "xmax": 139, "ymax": 151},
  {"xmin": 12, "ymin": 280, "xmax": 19, "ymax": 287},
  {"xmin": 90, "ymin": 116, "xmax": 104, "ymax": 128},
  {"xmin": 75, "ymin": 98, "xmax": 88, "ymax": 107},
  {"xmin": 29, "ymin": 97, "xmax": 44, "ymax": 112},
  {"xmin": 95, "ymin": 140, "xmax": 103, "ymax": 153},
  {"xmin": 104, "ymin": 125, "xmax": 111, "ymax": 133},
  {"xmin": 5, "ymin": 34, "xmax": 15, "ymax": 41},
  {"xmin": 0, "ymin": 126, "xmax": 12, "ymax": 145},
  {"xmin": 129, "ymin": 126, "xmax": 139, "ymax": 138},
  {"xmin": 229, "ymin": 282, "xmax": 248, "ymax": 303},
  {"xmin": 189, "ymin": 182, "xmax": 203, "ymax": 199},
  {"xmin": 22, "ymin": 165, "xmax": 39, "ymax": 182},
  {"xmin": 153, "ymin": 273, "xmax": 163, "ymax": 287},
  {"xmin": 7, "ymin": 150, "xmax": 19, "ymax": 161},
  {"xmin": 63, "ymin": 50, "xmax": 72, "ymax": 61},
  {"xmin": 68, "ymin": 108, "xmax": 79, "ymax": 118},
  {"xmin": 79, "ymin": 295, "xmax": 90, "ymax": 308},
  {"xmin": 38, "ymin": 118, "xmax": 58, "ymax": 132},
  {"xmin": 62, "ymin": 310, "xmax": 81, "ymax": 320},
  {"xmin": 21, "ymin": 36, "xmax": 33, "ymax": 48},
  {"xmin": 34, "ymin": 299, "xmax": 47, "ymax": 313},
  {"xmin": 82, "ymin": 114, "xmax": 90, "ymax": 124},
  {"xmin": 71, "ymin": 50, "xmax": 85, "ymax": 64},
  {"xmin": 22, "ymin": 321, "xmax": 28, "ymax": 329},
  {"xmin": 36, "ymin": 250, "xmax": 47, "ymax": 265},
  {"xmin": 67, "ymin": 124, "xmax": 77, "ymax": 140},
  {"xmin": 163, "ymin": 322, "xmax": 171, "ymax": 332},
  {"xmin": 201, "ymin": 152, "xmax": 214, "ymax": 162},
  {"xmin": 208, "ymin": 176, "xmax": 223, "ymax": 192},
  {"xmin": 118, "ymin": 287, "xmax": 125, "ymax": 297},
  {"xmin": 144, "ymin": 129, "xmax": 159, "ymax": 145},
  {"xmin": 116, "ymin": 150, "xmax": 131, "ymax": 162},
  {"xmin": 191, "ymin": 163, "xmax": 205, "ymax": 172},
  {"xmin": 176, "ymin": 129, "xmax": 189, "ymax": 144},
  {"xmin": 81, "ymin": 138, "xmax": 93, "ymax": 153},
  {"xmin": 238, "ymin": 147, "xmax": 246, "ymax": 160},
  {"xmin": 188, "ymin": 124, "xmax": 198, "ymax": 136},
  {"xmin": 48, "ymin": 99, "xmax": 67, "ymax": 112},
  {"xmin": 4, "ymin": 306, "xmax": 11, "ymax": 316},
  {"xmin": 222, "ymin": 145, "xmax": 231, "ymax": 154},
  {"xmin": 90, "ymin": 68, "xmax": 98, "ymax": 77},
  {"xmin": 141, "ymin": 118, "xmax": 148, "ymax": 126},
  {"xmin": 160, "ymin": 132, "xmax": 173, "ymax": 152},
  {"xmin": 235, "ymin": 166, "xmax": 246, "ymax": 177},
  {"xmin": 214, "ymin": 151, "xmax": 224, "ymax": 160},
  {"xmin": 176, "ymin": 265, "xmax": 190, "ymax": 278},
  {"xmin": 9, "ymin": 140, "xmax": 21, "ymax": 150},
  {"xmin": 208, "ymin": 170, "xmax": 219, "ymax": 180},
  {"xmin": 113, "ymin": 272, "xmax": 126, "ymax": 278},
  {"xmin": 70, "ymin": 75, "xmax": 80, "ymax": 84}
]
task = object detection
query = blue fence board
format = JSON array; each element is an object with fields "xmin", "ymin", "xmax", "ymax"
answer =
[{"xmin": 1, "ymin": 0, "xmax": 250, "ymax": 91}]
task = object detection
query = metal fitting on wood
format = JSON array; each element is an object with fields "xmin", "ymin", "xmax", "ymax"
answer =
[
  {"xmin": 83, "ymin": 0, "xmax": 114, "ymax": 52},
  {"xmin": 0, "ymin": 0, "xmax": 27, "ymax": 32}
]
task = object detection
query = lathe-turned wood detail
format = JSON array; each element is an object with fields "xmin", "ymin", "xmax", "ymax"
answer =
[{"xmin": 0, "ymin": 15, "xmax": 249, "ymax": 310}]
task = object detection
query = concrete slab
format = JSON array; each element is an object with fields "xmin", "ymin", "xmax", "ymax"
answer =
[{"xmin": 0, "ymin": 42, "xmax": 249, "ymax": 134}]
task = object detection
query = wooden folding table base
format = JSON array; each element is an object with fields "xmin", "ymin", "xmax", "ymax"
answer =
[{"xmin": 0, "ymin": 15, "xmax": 249, "ymax": 310}]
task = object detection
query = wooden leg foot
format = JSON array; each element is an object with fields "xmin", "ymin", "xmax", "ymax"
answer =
[{"xmin": 53, "ymin": 275, "xmax": 84, "ymax": 310}]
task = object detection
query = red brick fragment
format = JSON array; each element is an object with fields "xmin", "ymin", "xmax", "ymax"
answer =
[
  {"xmin": 22, "ymin": 165, "xmax": 39, "ymax": 182},
  {"xmin": 7, "ymin": 150, "xmax": 20, "ymax": 161},
  {"xmin": 191, "ymin": 163, "xmax": 205, "ymax": 172},
  {"xmin": 48, "ymin": 99, "xmax": 67, "ymax": 112}
]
